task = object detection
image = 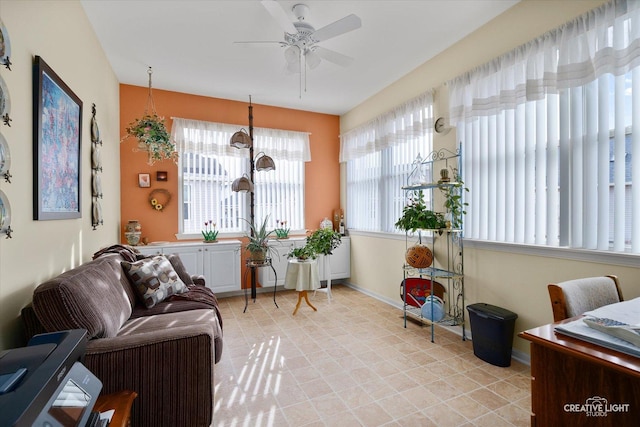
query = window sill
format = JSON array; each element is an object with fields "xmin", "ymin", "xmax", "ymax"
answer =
[
  {"xmin": 464, "ymin": 239, "xmax": 640, "ymax": 269},
  {"xmin": 347, "ymin": 229, "xmax": 435, "ymax": 243}
]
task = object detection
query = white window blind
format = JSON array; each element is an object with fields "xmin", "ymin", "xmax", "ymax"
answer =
[
  {"xmin": 341, "ymin": 92, "xmax": 434, "ymax": 233},
  {"xmin": 450, "ymin": 0, "xmax": 639, "ymax": 254},
  {"xmin": 172, "ymin": 118, "xmax": 310, "ymax": 235}
]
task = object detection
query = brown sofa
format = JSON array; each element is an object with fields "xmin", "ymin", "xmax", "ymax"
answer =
[{"xmin": 21, "ymin": 250, "xmax": 223, "ymax": 427}]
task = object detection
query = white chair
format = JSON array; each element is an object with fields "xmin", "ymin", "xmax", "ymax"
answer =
[{"xmin": 547, "ymin": 275, "xmax": 623, "ymax": 322}]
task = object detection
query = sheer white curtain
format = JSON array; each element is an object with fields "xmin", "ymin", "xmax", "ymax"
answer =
[
  {"xmin": 449, "ymin": 0, "xmax": 639, "ymax": 253},
  {"xmin": 341, "ymin": 91, "xmax": 434, "ymax": 232},
  {"xmin": 172, "ymin": 118, "xmax": 311, "ymax": 235}
]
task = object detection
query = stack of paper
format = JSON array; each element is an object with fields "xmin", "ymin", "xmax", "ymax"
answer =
[{"xmin": 554, "ymin": 297, "xmax": 640, "ymax": 358}]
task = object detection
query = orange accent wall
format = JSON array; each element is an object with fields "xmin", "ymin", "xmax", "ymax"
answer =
[{"xmin": 120, "ymin": 84, "xmax": 340, "ymax": 244}]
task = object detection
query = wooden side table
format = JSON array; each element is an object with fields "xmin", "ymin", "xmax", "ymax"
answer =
[{"xmin": 93, "ymin": 390, "xmax": 138, "ymax": 427}]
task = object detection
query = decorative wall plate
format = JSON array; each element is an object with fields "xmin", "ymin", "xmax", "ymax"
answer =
[
  {"xmin": 92, "ymin": 144, "xmax": 102, "ymax": 169},
  {"xmin": 0, "ymin": 19, "xmax": 10, "ymax": 69},
  {"xmin": 92, "ymin": 199, "xmax": 103, "ymax": 228},
  {"xmin": 0, "ymin": 132, "xmax": 9, "ymax": 176},
  {"xmin": 0, "ymin": 189, "xmax": 11, "ymax": 234},
  {"xmin": 0, "ymin": 74, "xmax": 10, "ymax": 123},
  {"xmin": 92, "ymin": 171, "xmax": 102, "ymax": 197}
]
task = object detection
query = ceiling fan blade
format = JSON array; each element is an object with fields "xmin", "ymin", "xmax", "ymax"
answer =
[
  {"xmin": 312, "ymin": 14, "xmax": 361, "ymax": 42},
  {"xmin": 313, "ymin": 46, "xmax": 354, "ymax": 67},
  {"xmin": 233, "ymin": 41, "xmax": 285, "ymax": 45},
  {"xmin": 261, "ymin": 0, "xmax": 297, "ymax": 34}
]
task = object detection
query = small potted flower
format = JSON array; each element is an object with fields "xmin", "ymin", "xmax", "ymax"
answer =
[
  {"xmin": 202, "ymin": 220, "xmax": 218, "ymax": 243},
  {"xmin": 274, "ymin": 219, "xmax": 290, "ymax": 239}
]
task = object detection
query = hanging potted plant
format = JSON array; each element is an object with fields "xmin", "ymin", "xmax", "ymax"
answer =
[{"xmin": 121, "ymin": 67, "xmax": 178, "ymax": 165}]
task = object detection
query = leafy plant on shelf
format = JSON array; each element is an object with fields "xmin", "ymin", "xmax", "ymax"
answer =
[
  {"xmin": 306, "ymin": 228, "xmax": 341, "ymax": 256},
  {"xmin": 439, "ymin": 168, "xmax": 469, "ymax": 229},
  {"xmin": 395, "ymin": 190, "xmax": 446, "ymax": 233},
  {"xmin": 286, "ymin": 245, "xmax": 317, "ymax": 261},
  {"xmin": 274, "ymin": 219, "xmax": 290, "ymax": 239},
  {"xmin": 202, "ymin": 220, "xmax": 218, "ymax": 242}
]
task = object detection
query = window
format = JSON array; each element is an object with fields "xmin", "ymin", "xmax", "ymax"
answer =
[
  {"xmin": 172, "ymin": 118, "xmax": 310, "ymax": 236},
  {"xmin": 449, "ymin": 0, "xmax": 639, "ymax": 254},
  {"xmin": 341, "ymin": 92, "xmax": 434, "ymax": 233}
]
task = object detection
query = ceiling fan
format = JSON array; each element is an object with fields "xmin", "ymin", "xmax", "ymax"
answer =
[{"xmin": 239, "ymin": 1, "xmax": 362, "ymax": 74}]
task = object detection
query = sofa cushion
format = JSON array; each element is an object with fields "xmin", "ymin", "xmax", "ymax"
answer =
[
  {"xmin": 164, "ymin": 253, "xmax": 195, "ymax": 286},
  {"xmin": 122, "ymin": 256, "xmax": 188, "ymax": 308},
  {"xmin": 32, "ymin": 255, "xmax": 133, "ymax": 339}
]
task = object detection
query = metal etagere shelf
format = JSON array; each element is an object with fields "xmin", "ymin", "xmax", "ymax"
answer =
[{"xmin": 400, "ymin": 148, "xmax": 466, "ymax": 342}]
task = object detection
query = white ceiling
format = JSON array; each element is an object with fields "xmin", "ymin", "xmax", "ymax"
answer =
[{"xmin": 81, "ymin": 0, "xmax": 519, "ymax": 116}]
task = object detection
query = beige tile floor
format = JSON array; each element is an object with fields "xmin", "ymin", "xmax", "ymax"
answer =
[{"xmin": 213, "ymin": 285, "xmax": 531, "ymax": 427}]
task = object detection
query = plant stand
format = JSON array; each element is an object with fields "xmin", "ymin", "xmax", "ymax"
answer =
[
  {"xmin": 314, "ymin": 255, "xmax": 332, "ymax": 303},
  {"xmin": 244, "ymin": 258, "xmax": 278, "ymax": 313}
]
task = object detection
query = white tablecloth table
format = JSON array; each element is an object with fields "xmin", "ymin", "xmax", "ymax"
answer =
[{"xmin": 284, "ymin": 259, "xmax": 320, "ymax": 314}]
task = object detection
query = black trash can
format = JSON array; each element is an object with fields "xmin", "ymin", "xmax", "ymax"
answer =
[{"xmin": 466, "ymin": 303, "xmax": 518, "ymax": 367}]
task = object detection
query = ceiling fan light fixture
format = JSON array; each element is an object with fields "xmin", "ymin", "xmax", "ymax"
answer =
[
  {"xmin": 306, "ymin": 50, "xmax": 321, "ymax": 69},
  {"xmin": 230, "ymin": 129, "xmax": 252, "ymax": 149},
  {"xmin": 284, "ymin": 45, "xmax": 300, "ymax": 64}
]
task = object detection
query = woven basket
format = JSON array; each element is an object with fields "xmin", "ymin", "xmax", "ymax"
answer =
[{"xmin": 405, "ymin": 244, "xmax": 433, "ymax": 268}]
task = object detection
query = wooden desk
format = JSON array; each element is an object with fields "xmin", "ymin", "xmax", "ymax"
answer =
[
  {"xmin": 520, "ymin": 320, "xmax": 640, "ymax": 426},
  {"xmin": 94, "ymin": 390, "xmax": 137, "ymax": 427}
]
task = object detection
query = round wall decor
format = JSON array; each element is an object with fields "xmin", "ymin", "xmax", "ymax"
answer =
[{"xmin": 149, "ymin": 189, "xmax": 171, "ymax": 212}]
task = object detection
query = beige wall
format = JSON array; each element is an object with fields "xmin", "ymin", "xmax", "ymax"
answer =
[
  {"xmin": 341, "ymin": 0, "xmax": 640, "ymax": 356},
  {"xmin": 0, "ymin": 1, "xmax": 120, "ymax": 349}
]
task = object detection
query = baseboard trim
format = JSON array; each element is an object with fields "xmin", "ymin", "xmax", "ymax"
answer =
[{"xmin": 342, "ymin": 281, "xmax": 531, "ymax": 367}]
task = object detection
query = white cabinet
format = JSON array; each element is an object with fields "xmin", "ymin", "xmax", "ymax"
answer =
[
  {"xmin": 202, "ymin": 243, "xmax": 241, "ymax": 293},
  {"xmin": 258, "ymin": 238, "xmax": 305, "ymax": 288},
  {"xmin": 258, "ymin": 237, "xmax": 351, "ymax": 287},
  {"xmin": 135, "ymin": 241, "xmax": 241, "ymax": 293}
]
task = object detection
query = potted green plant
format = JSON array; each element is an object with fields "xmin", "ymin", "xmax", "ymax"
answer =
[
  {"xmin": 395, "ymin": 190, "xmax": 446, "ymax": 232},
  {"xmin": 243, "ymin": 216, "xmax": 276, "ymax": 264},
  {"xmin": 440, "ymin": 168, "xmax": 469, "ymax": 229},
  {"xmin": 122, "ymin": 113, "xmax": 178, "ymax": 165},
  {"xmin": 286, "ymin": 245, "xmax": 317, "ymax": 261},
  {"xmin": 306, "ymin": 228, "xmax": 342, "ymax": 256}
]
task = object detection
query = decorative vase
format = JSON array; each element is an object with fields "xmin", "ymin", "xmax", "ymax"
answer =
[
  {"xmin": 125, "ymin": 220, "xmax": 141, "ymax": 233},
  {"xmin": 439, "ymin": 168, "xmax": 450, "ymax": 183},
  {"xmin": 320, "ymin": 217, "xmax": 333, "ymax": 230},
  {"xmin": 125, "ymin": 232, "xmax": 141, "ymax": 246}
]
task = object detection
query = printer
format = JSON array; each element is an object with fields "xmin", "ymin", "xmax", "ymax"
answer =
[{"xmin": 0, "ymin": 329, "xmax": 103, "ymax": 427}]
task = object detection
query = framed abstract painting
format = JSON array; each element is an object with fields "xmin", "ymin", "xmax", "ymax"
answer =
[{"xmin": 33, "ymin": 55, "xmax": 82, "ymax": 220}]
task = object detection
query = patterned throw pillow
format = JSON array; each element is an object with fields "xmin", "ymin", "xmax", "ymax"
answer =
[{"xmin": 122, "ymin": 255, "xmax": 188, "ymax": 308}]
